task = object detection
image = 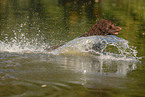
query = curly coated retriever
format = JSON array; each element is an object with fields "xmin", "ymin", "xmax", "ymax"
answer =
[
  {"xmin": 80, "ymin": 19, "xmax": 121, "ymax": 37},
  {"xmin": 47, "ymin": 19, "xmax": 122, "ymax": 51}
]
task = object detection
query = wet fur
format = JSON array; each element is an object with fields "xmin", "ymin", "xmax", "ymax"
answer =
[
  {"xmin": 80, "ymin": 19, "xmax": 121, "ymax": 37},
  {"xmin": 47, "ymin": 19, "xmax": 121, "ymax": 51}
]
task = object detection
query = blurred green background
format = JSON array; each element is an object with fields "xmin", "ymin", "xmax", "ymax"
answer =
[{"xmin": 0, "ymin": 0, "xmax": 145, "ymax": 97}]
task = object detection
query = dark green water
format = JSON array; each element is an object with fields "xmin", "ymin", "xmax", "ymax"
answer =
[{"xmin": 0, "ymin": 0, "xmax": 145, "ymax": 97}]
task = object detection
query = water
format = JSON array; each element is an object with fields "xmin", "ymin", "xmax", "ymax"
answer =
[
  {"xmin": 0, "ymin": 0, "xmax": 145, "ymax": 97},
  {"xmin": 50, "ymin": 35, "xmax": 139, "ymax": 61},
  {"xmin": 0, "ymin": 35, "xmax": 140, "ymax": 61}
]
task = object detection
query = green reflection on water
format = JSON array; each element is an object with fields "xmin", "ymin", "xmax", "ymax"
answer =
[{"xmin": 0, "ymin": 0, "xmax": 145, "ymax": 97}]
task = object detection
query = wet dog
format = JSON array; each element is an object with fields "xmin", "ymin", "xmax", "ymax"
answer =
[
  {"xmin": 80, "ymin": 19, "xmax": 121, "ymax": 37},
  {"xmin": 47, "ymin": 19, "xmax": 122, "ymax": 51}
]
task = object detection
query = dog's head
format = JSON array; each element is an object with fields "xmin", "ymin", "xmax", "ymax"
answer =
[{"xmin": 98, "ymin": 19, "xmax": 122, "ymax": 35}]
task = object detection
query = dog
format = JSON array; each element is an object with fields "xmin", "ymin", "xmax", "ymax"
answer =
[
  {"xmin": 47, "ymin": 19, "xmax": 122, "ymax": 51},
  {"xmin": 80, "ymin": 19, "xmax": 121, "ymax": 37}
]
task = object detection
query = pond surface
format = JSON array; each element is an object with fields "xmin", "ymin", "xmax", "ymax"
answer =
[{"xmin": 0, "ymin": 0, "xmax": 145, "ymax": 97}]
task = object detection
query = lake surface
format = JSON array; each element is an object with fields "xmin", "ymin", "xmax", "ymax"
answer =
[{"xmin": 0, "ymin": 0, "xmax": 145, "ymax": 97}]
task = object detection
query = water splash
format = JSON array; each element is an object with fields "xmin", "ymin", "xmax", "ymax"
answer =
[
  {"xmin": 0, "ymin": 32, "xmax": 140, "ymax": 61},
  {"xmin": 0, "ymin": 32, "xmax": 48, "ymax": 53},
  {"xmin": 50, "ymin": 35, "xmax": 140, "ymax": 61}
]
